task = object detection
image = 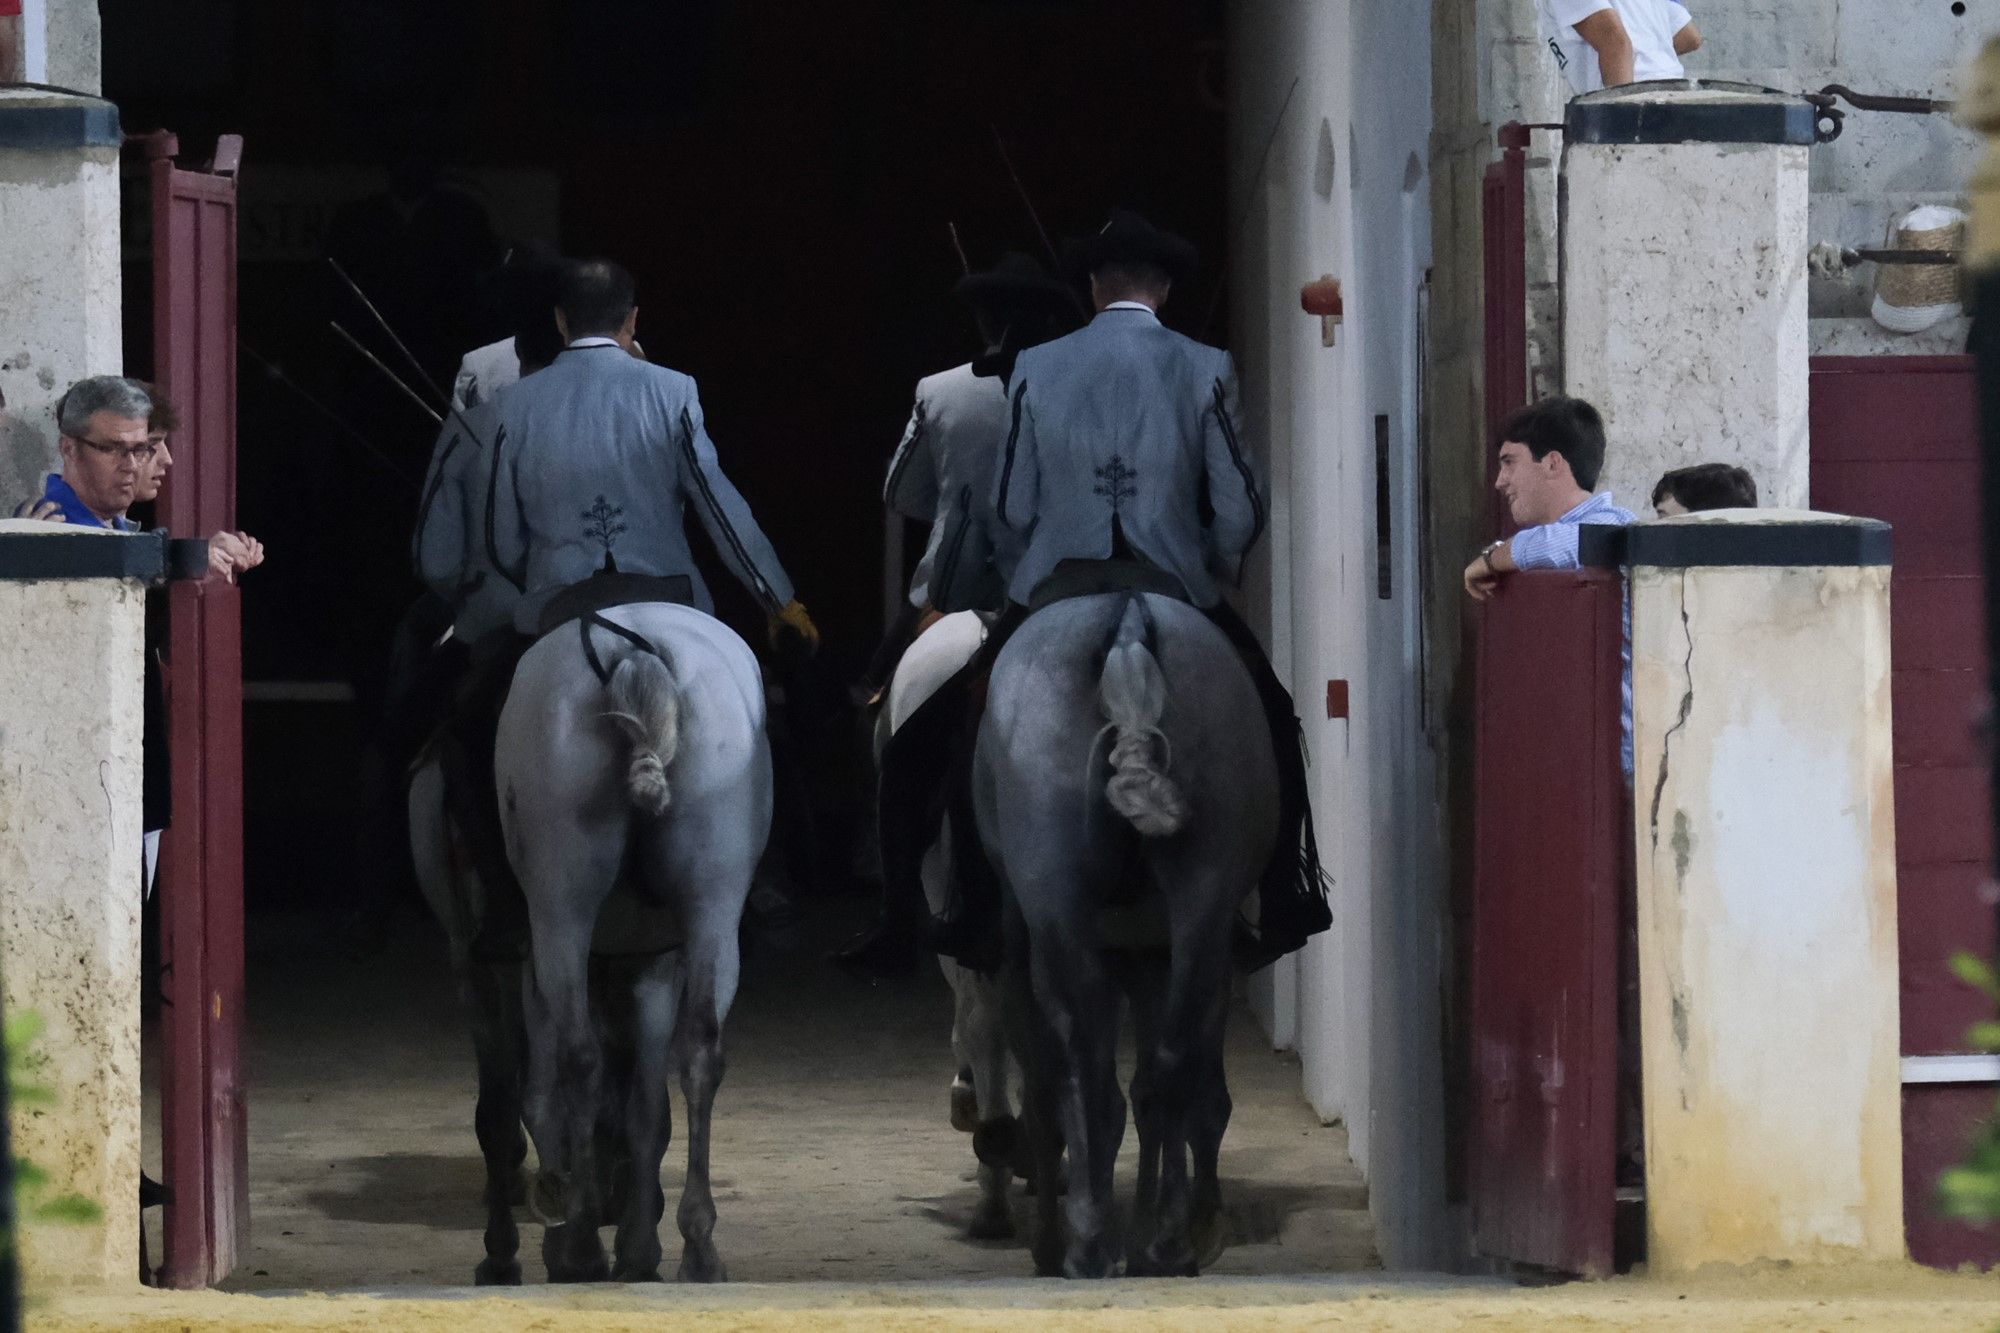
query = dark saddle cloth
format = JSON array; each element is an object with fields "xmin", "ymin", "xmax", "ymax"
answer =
[
  {"xmin": 1026, "ymin": 558, "xmax": 1190, "ymax": 612},
  {"xmin": 536, "ymin": 571, "xmax": 695, "ymax": 637}
]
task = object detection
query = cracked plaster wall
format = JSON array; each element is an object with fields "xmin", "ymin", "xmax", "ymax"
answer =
[
  {"xmin": 0, "ymin": 537, "xmax": 146, "ymax": 1288},
  {"xmin": 1630, "ymin": 553, "xmax": 1901, "ymax": 1271}
]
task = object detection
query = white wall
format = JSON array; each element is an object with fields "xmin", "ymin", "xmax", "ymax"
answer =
[{"xmin": 1228, "ymin": 0, "xmax": 1454, "ymax": 1270}]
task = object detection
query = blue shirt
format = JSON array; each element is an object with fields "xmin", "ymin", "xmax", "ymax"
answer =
[
  {"xmin": 1510, "ymin": 491, "xmax": 1636, "ymax": 775},
  {"xmin": 41, "ymin": 473, "xmax": 136, "ymax": 531}
]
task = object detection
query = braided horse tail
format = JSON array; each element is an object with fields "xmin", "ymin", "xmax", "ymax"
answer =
[{"xmin": 1094, "ymin": 597, "xmax": 1187, "ymax": 837}]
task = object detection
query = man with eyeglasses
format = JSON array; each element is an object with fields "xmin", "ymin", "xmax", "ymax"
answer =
[
  {"xmin": 15, "ymin": 376, "xmax": 264, "ymax": 580},
  {"xmin": 20, "ymin": 375, "xmax": 157, "ymax": 530}
]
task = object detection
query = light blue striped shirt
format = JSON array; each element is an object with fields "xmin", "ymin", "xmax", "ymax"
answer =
[{"xmin": 1510, "ymin": 491, "xmax": 1636, "ymax": 775}]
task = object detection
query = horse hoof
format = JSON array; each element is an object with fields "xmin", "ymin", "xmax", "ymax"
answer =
[
  {"xmin": 1063, "ymin": 1240, "xmax": 1121, "ymax": 1280},
  {"xmin": 1131, "ymin": 1243, "xmax": 1198, "ymax": 1279},
  {"xmin": 543, "ymin": 1226, "xmax": 609, "ymax": 1283},
  {"xmin": 612, "ymin": 1264, "xmax": 663, "ymax": 1283},
  {"xmin": 968, "ymin": 1202, "xmax": 1015, "ymax": 1241},
  {"xmin": 972, "ymin": 1116, "xmax": 1020, "ymax": 1169},
  {"xmin": 677, "ymin": 1246, "xmax": 728, "ymax": 1284},
  {"xmin": 474, "ymin": 1256, "xmax": 522, "ymax": 1286},
  {"xmin": 1191, "ymin": 1207, "xmax": 1227, "ymax": 1270},
  {"xmin": 1032, "ymin": 1240, "xmax": 1064, "ymax": 1277},
  {"xmin": 950, "ymin": 1079, "xmax": 980, "ymax": 1134}
]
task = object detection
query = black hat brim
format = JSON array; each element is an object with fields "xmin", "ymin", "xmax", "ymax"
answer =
[{"xmin": 1064, "ymin": 222, "xmax": 1199, "ymax": 285}]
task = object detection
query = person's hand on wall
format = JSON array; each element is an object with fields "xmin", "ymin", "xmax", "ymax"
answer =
[
  {"xmin": 11, "ymin": 495, "xmax": 63, "ymax": 522},
  {"xmin": 206, "ymin": 530, "xmax": 266, "ymax": 582}
]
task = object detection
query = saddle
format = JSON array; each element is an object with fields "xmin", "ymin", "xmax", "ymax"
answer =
[
  {"xmin": 1026, "ymin": 557, "xmax": 1189, "ymax": 612},
  {"xmin": 536, "ymin": 571, "xmax": 694, "ymax": 637}
]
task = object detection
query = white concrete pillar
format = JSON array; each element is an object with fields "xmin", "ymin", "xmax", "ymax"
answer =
[
  {"xmin": 0, "ymin": 88, "xmax": 123, "ymax": 512},
  {"xmin": 1629, "ymin": 511, "xmax": 1903, "ymax": 1273},
  {"xmin": 0, "ymin": 523, "xmax": 160, "ymax": 1287},
  {"xmin": 1561, "ymin": 85, "xmax": 1815, "ymax": 513}
]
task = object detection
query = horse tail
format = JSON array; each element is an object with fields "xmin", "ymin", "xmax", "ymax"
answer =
[
  {"xmin": 1096, "ymin": 596, "xmax": 1188, "ymax": 838},
  {"xmin": 604, "ymin": 651, "xmax": 681, "ymax": 818}
]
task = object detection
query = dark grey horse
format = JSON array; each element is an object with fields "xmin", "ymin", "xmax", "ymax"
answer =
[
  {"xmin": 494, "ymin": 603, "xmax": 771, "ymax": 1283},
  {"xmin": 974, "ymin": 593, "xmax": 1275, "ymax": 1277}
]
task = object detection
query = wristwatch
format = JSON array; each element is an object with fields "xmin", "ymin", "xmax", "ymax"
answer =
[{"xmin": 1477, "ymin": 540, "xmax": 1503, "ymax": 573}]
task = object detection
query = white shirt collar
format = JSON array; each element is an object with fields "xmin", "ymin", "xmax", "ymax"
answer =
[
  {"xmin": 1101, "ymin": 301, "xmax": 1159, "ymax": 320},
  {"xmin": 566, "ymin": 336, "xmax": 622, "ymax": 349}
]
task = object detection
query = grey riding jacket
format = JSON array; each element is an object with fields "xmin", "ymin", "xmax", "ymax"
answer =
[
  {"xmin": 995, "ymin": 305, "xmax": 1266, "ymax": 609},
  {"xmin": 413, "ymin": 392, "xmax": 522, "ymax": 644},
  {"xmin": 488, "ymin": 341, "xmax": 794, "ymax": 632},
  {"xmin": 883, "ymin": 361, "xmax": 1017, "ymax": 613}
]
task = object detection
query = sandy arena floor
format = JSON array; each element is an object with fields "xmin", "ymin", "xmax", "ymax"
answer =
[
  {"xmin": 84, "ymin": 903, "xmax": 2000, "ymax": 1329},
  {"xmin": 40, "ymin": 1265, "xmax": 2000, "ymax": 1331},
  {"xmin": 141, "ymin": 901, "xmax": 1376, "ymax": 1291}
]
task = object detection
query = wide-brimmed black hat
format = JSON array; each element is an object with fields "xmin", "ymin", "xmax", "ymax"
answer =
[
  {"xmin": 1064, "ymin": 209, "xmax": 1199, "ymax": 283},
  {"xmin": 953, "ymin": 250, "xmax": 1078, "ymax": 313}
]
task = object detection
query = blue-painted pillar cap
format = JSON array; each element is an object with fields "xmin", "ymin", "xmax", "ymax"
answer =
[
  {"xmin": 1581, "ymin": 510, "xmax": 1893, "ymax": 568},
  {"xmin": 0, "ymin": 524, "xmax": 210, "ymax": 583},
  {"xmin": 0, "ymin": 89, "xmax": 120, "ymax": 151},
  {"xmin": 1566, "ymin": 80, "xmax": 1819, "ymax": 146}
]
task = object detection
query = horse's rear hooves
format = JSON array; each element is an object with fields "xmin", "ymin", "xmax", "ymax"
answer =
[
  {"xmin": 1129, "ymin": 1244, "xmax": 1199, "ymax": 1279},
  {"xmin": 677, "ymin": 1247, "xmax": 728, "ymax": 1284},
  {"xmin": 473, "ymin": 1256, "xmax": 522, "ymax": 1286}
]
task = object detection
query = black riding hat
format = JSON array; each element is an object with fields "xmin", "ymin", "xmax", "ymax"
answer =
[
  {"xmin": 1064, "ymin": 209, "xmax": 1199, "ymax": 283},
  {"xmin": 953, "ymin": 250, "xmax": 1077, "ymax": 313}
]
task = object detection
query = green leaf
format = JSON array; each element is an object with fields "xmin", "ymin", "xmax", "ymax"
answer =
[{"xmin": 1949, "ymin": 952, "xmax": 2000, "ymax": 1002}]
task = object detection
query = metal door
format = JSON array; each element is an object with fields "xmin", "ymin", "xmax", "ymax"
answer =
[
  {"xmin": 148, "ymin": 130, "xmax": 248, "ymax": 1288},
  {"xmin": 1809, "ymin": 354, "xmax": 1999, "ymax": 1270},
  {"xmin": 1469, "ymin": 569, "xmax": 1625, "ymax": 1277}
]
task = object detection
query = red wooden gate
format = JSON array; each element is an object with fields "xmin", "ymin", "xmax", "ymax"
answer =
[
  {"xmin": 1809, "ymin": 355, "xmax": 1999, "ymax": 1270},
  {"xmin": 149, "ymin": 131, "xmax": 248, "ymax": 1288},
  {"xmin": 1470, "ymin": 570, "xmax": 1625, "ymax": 1277}
]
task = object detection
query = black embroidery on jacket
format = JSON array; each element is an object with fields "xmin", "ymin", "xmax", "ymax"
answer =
[
  {"xmin": 883, "ymin": 398, "xmax": 928, "ymax": 508},
  {"xmin": 1211, "ymin": 378, "xmax": 1267, "ymax": 548},
  {"xmin": 677, "ymin": 405, "xmax": 781, "ymax": 610},
  {"xmin": 582, "ymin": 494, "xmax": 628, "ymax": 556},
  {"xmin": 996, "ymin": 379, "xmax": 1028, "ymax": 526},
  {"xmin": 1093, "ymin": 454, "xmax": 1139, "ymax": 513}
]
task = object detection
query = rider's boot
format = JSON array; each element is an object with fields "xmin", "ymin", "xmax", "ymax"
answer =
[
  {"xmin": 925, "ymin": 776, "xmax": 1003, "ymax": 973},
  {"xmin": 1204, "ymin": 604, "xmax": 1333, "ymax": 972},
  {"xmin": 831, "ymin": 679, "xmax": 964, "ymax": 981}
]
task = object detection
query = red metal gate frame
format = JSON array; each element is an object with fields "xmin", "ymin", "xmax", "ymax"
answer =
[{"xmin": 149, "ymin": 131, "xmax": 248, "ymax": 1289}]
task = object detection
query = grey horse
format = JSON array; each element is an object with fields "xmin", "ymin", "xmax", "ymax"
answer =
[
  {"xmin": 877, "ymin": 611, "xmax": 1022, "ymax": 1241},
  {"xmin": 974, "ymin": 592, "xmax": 1275, "ymax": 1278},
  {"xmin": 493, "ymin": 603, "xmax": 772, "ymax": 1283}
]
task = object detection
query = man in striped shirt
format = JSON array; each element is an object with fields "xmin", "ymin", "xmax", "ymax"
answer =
[{"xmin": 1463, "ymin": 396, "xmax": 1635, "ymax": 771}]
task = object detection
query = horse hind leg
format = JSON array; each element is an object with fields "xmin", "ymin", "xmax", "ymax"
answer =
[
  {"xmin": 1132, "ymin": 909, "xmax": 1233, "ymax": 1278},
  {"xmin": 961, "ymin": 967, "xmax": 1017, "ymax": 1240},
  {"xmin": 525, "ymin": 915, "xmax": 612, "ymax": 1283},
  {"xmin": 611, "ymin": 951, "xmax": 681, "ymax": 1282},
  {"xmin": 1116, "ymin": 949, "xmax": 1168, "ymax": 1258},
  {"xmin": 1024, "ymin": 924, "xmax": 1125, "ymax": 1279},
  {"xmin": 1189, "ymin": 1045, "xmax": 1233, "ymax": 1270},
  {"xmin": 467, "ymin": 954, "xmax": 529, "ymax": 1285},
  {"xmin": 671, "ymin": 897, "xmax": 747, "ymax": 1283}
]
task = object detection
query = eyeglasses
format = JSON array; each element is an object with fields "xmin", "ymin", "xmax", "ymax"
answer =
[{"xmin": 69, "ymin": 435, "xmax": 160, "ymax": 466}]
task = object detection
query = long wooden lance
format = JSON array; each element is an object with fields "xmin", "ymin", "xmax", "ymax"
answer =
[
  {"xmin": 239, "ymin": 341, "xmax": 420, "ymax": 491},
  {"xmin": 326, "ymin": 257, "xmax": 453, "ymax": 409},
  {"xmin": 989, "ymin": 126, "xmax": 1091, "ymax": 319},
  {"xmin": 329, "ymin": 321, "xmax": 443, "ymax": 425},
  {"xmin": 1199, "ymin": 75, "xmax": 1302, "ymax": 340}
]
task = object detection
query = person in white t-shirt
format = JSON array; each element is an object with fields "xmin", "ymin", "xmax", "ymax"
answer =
[{"xmin": 1537, "ymin": 0, "xmax": 1701, "ymax": 95}]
